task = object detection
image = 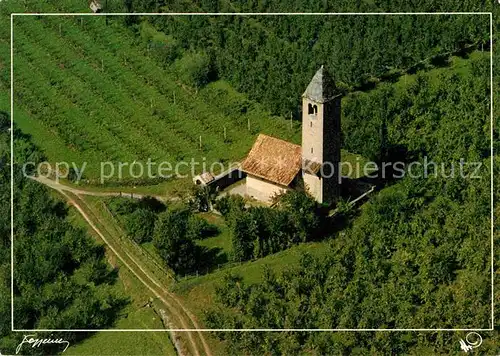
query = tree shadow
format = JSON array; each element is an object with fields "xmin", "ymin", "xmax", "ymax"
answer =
[
  {"xmin": 406, "ymin": 62, "xmax": 428, "ymax": 75},
  {"xmin": 138, "ymin": 196, "xmax": 167, "ymax": 213},
  {"xmin": 195, "ymin": 246, "xmax": 228, "ymax": 275},
  {"xmin": 60, "ymin": 294, "xmax": 130, "ymax": 353},
  {"xmin": 337, "ymin": 142, "xmax": 415, "ymax": 208},
  {"xmin": 379, "ymin": 70, "xmax": 402, "ymax": 84},
  {"xmin": 430, "ymin": 54, "xmax": 451, "ymax": 68}
]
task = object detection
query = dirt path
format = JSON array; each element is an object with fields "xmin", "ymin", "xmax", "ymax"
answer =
[
  {"xmin": 32, "ymin": 177, "xmax": 212, "ymax": 356},
  {"xmin": 34, "ymin": 176, "xmax": 170, "ymax": 201}
]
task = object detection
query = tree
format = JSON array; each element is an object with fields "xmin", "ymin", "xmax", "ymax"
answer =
[
  {"xmin": 174, "ymin": 51, "xmax": 212, "ymax": 88},
  {"xmin": 215, "ymin": 194, "xmax": 246, "ymax": 220},
  {"xmin": 230, "ymin": 212, "xmax": 257, "ymax": 262},
  {"xmin": 188, "ymin": 214, "xmax": 219, "ymax": 239},
  {"xmin": 108, "ymin": 197, "xmax": 137, "ymax": 215},
  {"xmin": 189, "ymin": 185, "xmax": 217, "ymax": 212},
  {"xmin": 153, "ymin": 207, "xmax": 198, "ymax": 274},
  {"xmin": 276, "ymin": 190, "xmax": 320, "ymax": 243},
  {"xmin": 0, "ymin": 122, "xmax": 127, "ymax": 353},
  {"xmin": 124, "ymin": 208, "xmax": 157, "ymax": 243}
]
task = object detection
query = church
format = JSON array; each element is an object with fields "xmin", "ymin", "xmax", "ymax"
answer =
[{"xmin": 241, "ymin": 66, "xmax": 342, "ymax": 204}]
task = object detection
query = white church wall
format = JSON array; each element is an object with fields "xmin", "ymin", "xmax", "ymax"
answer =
[{"xmin": 246, "ymin": 175, "xmax": 288, "ymax": 203}]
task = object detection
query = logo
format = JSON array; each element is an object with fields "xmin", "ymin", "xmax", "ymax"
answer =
[{"xmin": 459, "ymin": 332, "xmax": 482, "ymax": 353}]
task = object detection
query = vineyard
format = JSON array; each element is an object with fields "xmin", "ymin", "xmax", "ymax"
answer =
[{"xmin": 0, "ymin": 1, "xmax": 301, "ymax": 180}]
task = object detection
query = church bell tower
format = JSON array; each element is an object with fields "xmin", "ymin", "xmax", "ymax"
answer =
[{"xmin": 301, "ymin": 65, "xmax": 341, "ymax": 204}]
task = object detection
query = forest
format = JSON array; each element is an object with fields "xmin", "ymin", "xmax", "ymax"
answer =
[
  {"xmin": 0, "ymin": 114, "xmax": 127, "ymax": 354},
  {"xmin": 342, "ymin": 53, "xmax": 493, "ymax": 163},
  {"xmin": 122, "ymin": 1, "xmax": 492, "ymax": 117},
  {"xmin": 205, "ymin": 161, "xmax": 497, "ymax": 353}
]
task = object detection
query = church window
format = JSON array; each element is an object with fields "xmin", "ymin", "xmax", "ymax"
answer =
[
  {"xmin": 311, "ymin": 147, "xmax": 313, "ymax": 154},
  {"xmin": 308, "ymin": 103, "xmax": 318, "ymax": 117}
]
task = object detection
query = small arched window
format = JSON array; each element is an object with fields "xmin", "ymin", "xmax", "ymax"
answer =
[{"xmin": 308, "ymin": 103, "xmax": 318, "ymax": 116}]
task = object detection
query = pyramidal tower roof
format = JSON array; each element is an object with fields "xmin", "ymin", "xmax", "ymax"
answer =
[{"xmin": 302, "ymin": 65, "xmax": 339, "ymax": 103}]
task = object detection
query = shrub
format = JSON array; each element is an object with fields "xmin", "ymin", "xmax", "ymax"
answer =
[
  {"xmin": 124, "ymin": 208, "xmax": 157, "ymax": 243},
  {"xmin": 174, "ymin": 51, "xmax": 212, "ymax": 88},
  {"xmin": 153, "ymin": 207, "xmax": 198, "ymax": 275},
  {"xmin": 108, "ymin": 197, "xmax": 138, "ymax": 215},
  {"xmin": 189, "ymin": 215, "xmax": 220, "ymax": 239},
  {"xmin": 140, "ymin": 22, "xmax": 181, "ymax": 64}
]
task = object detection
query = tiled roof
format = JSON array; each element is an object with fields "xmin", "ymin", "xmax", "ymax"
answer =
[{"xmin": 241, "ymin": 134, "xmax": 302, "ymax": 186}]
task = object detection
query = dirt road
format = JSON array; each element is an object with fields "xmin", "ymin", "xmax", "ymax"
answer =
[{"xmin": 34, "ymin": 175, "xmax": 169, "ymax": 201}]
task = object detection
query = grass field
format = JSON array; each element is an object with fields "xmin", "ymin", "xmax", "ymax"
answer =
[
  {"xmin": 1, "ymin": 1, "xmax": 370, "ymax": 189},
  {"xmin": 173, "ymin": 240, "xmax": 333, "ymax": 321}
]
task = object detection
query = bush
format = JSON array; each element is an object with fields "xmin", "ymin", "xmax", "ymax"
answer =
[
  {"xmin": 140, "ymin": 22, "xmax": 181, "ymax": 65},
  {"xmin": 108, "ymin": 197, "xmax": 165, "ymax": 244},
  {"xmin": 108, "ymin": 197, "xmax": 138, "ymax": 215},
  {"xmin": 124, "ymin": 208, "xmax": 157, "ymax": 243},
  {"xmin": 0, "ymin": 111, "xmax": 9, "ymax": 131},
  {"xmin": 225, "ymin": 191, "xmax": 324, "ymax": 262},
  {"xmin": 215, "ymin": 195, "xmax": 245, "ymax": 220},
  {"xmin": 189, "ymin": 215, "xmax": 220, "ymax": 239},
  {"xmin": 137, "ymin": 196, "xmax": 167, "ymax": 213},
  {"xmin": 153, "ymin": 207, "xmax": 198, "ymax": 275},
  {"xmin": 174, "ymin": 51, "xmax": 212, "ymax": 88}
]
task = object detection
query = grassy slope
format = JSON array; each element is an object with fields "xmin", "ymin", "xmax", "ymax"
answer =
[
  {"xmin": 65, "ymin": 205, "xmax": 177, "ymax": 356},
  {"xmin": 196, "ymin": 213, "xmax": 232, "ymax": 257},
  {"xmin": 174, "ymin": 241, "xmax": 332, "ymax": 322},
  {"xmin": 5, "ymin": 10, "xmax": 301, "ymax": 180}
]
